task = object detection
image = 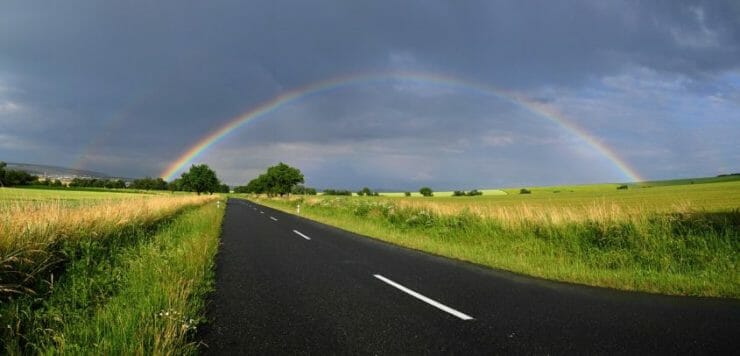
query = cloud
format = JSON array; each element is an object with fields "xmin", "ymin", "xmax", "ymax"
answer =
[
  {"xmin": 0, "ymin": 0, "xmax": 738, "ymax": 187},
  {"xmin": 0, "ymin": 101, "xmax": 21, "ymax": 114}
]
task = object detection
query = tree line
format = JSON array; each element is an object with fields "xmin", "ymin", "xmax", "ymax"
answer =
[
  {"xmin": 234, "ymin": 162, "xmax": 308, "ymax": 196},
  {"xmin": 0, "ymin": 162, "xmax": 37, "ymax": 187},
  {"xmin": 0, "ymin": 161, "xmax": 229, "ymax": 194}
]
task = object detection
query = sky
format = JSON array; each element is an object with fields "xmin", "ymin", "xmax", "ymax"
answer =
[{"xmin": 1, "ymin": 0, "xmax": 738, "ymax": 189}]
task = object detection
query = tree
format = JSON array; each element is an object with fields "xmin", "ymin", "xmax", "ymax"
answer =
[
  {"xmin": 323, "ymin": 189, "xmax": 352, "ymax": 196},
  {"xmin": 265, "ymin": 162, "xmax": 304, "ymax": 196},
  {"xmin": 292, "ymin": 185, "xmax": 317, "ymax": 195},
  {"xmin": 168, "ymin": 177, "xmax": 187, "ymax": 192},
  {"xmin": 132, "ymin": 177, "xmax": 168, "ymax": 190},
  {"xmin": 181, "ymin": 164, "xmax": 221, "ymax": 195},
  {"xmin": 219, "ymin": 184, "xmax": 231, "ymax": 193},
  {"xmin": 0, "ymin": 163, "xmax": 37, "ymax": 186},
  {"xmin": 241, "ymin": 162, "xmax": 304, "ymax": 196},
  {"xmin": 404, "ymin": 192, "xmax": 411, "ymax": 197},
  {"xmin": 0, "ymin": 161, "xmax": 6, "ymax": 187},
  {"xmin": 419, "ymin": 187, "xmax": 433, "ymax": 197},
  {"xmin": 519, "ymin": 188, "xmax": 531, "ymax": 194}
]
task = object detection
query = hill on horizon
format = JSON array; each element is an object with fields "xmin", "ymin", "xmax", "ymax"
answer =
[{"xmin": 4, "ymin": 162, "xmax": 112, "ymax": 179}]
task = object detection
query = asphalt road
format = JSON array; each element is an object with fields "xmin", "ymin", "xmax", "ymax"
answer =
[{"xmin": 199, "ymin": 198, "xmax": 740, "ymax": 354}]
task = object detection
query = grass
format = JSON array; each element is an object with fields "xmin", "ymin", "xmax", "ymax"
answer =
[
  {"xmin": 0, "ymin": 188, "xmax": 223, "ymax": 353},
  {"xmin": 0, "ymin": 187, "xmax": 148, "ymax": 206},
  {"xmin": 247, "ymin": 179, "xmax": 740, "ymax": 298}
]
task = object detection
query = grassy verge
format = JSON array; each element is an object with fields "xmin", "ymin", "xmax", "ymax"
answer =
[
  {"xmin": 249, "ymin": 193, "xmax": 739, "ymax": 298},
  {"xmin": 1, "ymin": 199, "xmax": 224, "ymax": 354},
  {"xmin": 0, "ymin": 193, "xmax": 215, "ymax": 296}
]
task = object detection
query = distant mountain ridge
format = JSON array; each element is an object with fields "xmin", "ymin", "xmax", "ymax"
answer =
[{"xmin": 4, "ymin": 162, "xmax": 112, "ymax": 179}]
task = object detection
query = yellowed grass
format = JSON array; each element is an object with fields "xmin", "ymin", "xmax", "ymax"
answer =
[
  {"xmin": 0, "ymin": 195, "xmax": 217, "ymax": 252},
  {"xmin": 278, "ymin": 195, "xmax": 700, "ymax": 228},
  {"xmin": 393, "ymin": 199, "xmax": 699, "ymax": 226}
]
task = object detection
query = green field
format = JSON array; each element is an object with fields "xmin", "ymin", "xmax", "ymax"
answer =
[
  {"xmin": 379, "ymin": 189, "xmax": 508, "ymax": 197},
  {"xmin": 0, "ymin": 186, "xmax": 147, "ymax": 203},
  {"xmin": 0, "ymin": 188, "xmax": 223, "ymax": 354},
  {"xmin": 249, "ymin": 177, "xmax": 740, "ymax": 298}
]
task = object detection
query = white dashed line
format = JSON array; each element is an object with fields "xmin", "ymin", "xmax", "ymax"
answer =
[
  {"xmin": 270, "ymin": 216, "xmax": 278, "ymax": 221},
  {"xmin": 292, "ymin": 230, "xmax": 311, "ymax": 240},
  {"xmin": 260, "ymin": 211, "xmax": 264, "ymax": 214},
  {"xmin": 373, "ymin": 274, "xmax": 474, "ymax": 321}
]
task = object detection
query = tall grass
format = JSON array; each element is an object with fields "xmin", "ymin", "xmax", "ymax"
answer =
[
  {"xmin": 1, "ymin": 201, "xmax": 224, "ymax": 354},
  {"xmin": 253, "ymin": 195, "xmax": 739, "ymax": 297},
  {"xmin": 0, "ymin": 194, "xmax": 216, "ymax": 298}
]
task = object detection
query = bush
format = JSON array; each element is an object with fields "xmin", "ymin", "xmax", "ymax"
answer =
[
  {"xmin": 292, "ymin": 185, "xmax": 317, "ymax": 195},
  {"xmin": 404, "ymin": 192, "xmax": 411, "ymax": 197},
  {"xmin": 322, "ymin": 189, "xmax": 352, "ymax": 196},
  {"xmin": 617, "ymin": 185, "xmax": 628, "ymax": 190},
  {"xmin": 453, "ymin": 189, "xmax": 483, "ymax": 197},
  {"xmin": 520, "ymin": 188, "xmax": 531, "ymax": 194},
  {"xmin": 419, "ymin": 187, "xmax": 433, "ymax": 197}
]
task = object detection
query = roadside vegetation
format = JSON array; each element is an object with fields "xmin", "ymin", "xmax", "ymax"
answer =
[
  {"xmin": 0, "ymin": 180, "xmax": 224, "ymax": 353},
  {"xmin": 0, "ymin": 161, "xmax": 229, "ymax": 194},
  {"xmin": 246, "ymin": 178, "xmax": 740, "ymax": 298}
]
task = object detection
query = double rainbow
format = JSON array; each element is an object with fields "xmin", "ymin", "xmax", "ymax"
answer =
[{"xmin": 160, "ymin": 71, "xmax": 643, "ymax": 182}]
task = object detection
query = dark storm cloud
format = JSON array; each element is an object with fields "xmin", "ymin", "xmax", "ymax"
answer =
[{"xmin": 1, "ymin": 0, "xmax": 738, "ymax": 185}]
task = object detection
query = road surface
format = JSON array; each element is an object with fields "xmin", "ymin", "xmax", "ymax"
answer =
[{"xmin": 199, "ymin": 198, "xmax": 739, "ymax": 354}]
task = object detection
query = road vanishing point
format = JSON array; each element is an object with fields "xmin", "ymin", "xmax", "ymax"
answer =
[{"xmin": 199, "ymin": 198, "xmax": 739, "ymax": 354}]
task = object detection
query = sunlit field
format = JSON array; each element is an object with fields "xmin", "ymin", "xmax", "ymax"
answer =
[
  {"xmin": 0, "ymin": 188, "xmax": 223, "ymax": 354},
  {"xmin": 0, "ymin": 187, "xmax": 149, "ymax": 205},
  {"xmin": 249, "ymin": 178, "xmax": 740, "ymax": 298}
]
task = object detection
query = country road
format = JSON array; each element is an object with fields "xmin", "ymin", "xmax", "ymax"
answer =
[{"xmin": 199, "ymin": 198, "xmax": 739, "ymax": 354}]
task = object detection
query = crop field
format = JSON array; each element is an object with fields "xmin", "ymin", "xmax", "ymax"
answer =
[
  {"xmin": 0, "ymin": 187, "xmax": 150, "ymax": 205},
  {"xmin": 0, "ymin": 187, "xmax": 223, "ymax": 354},
  {"xmin": 250, "ymin": 178, "xmax": 740, "ymax": 298}
]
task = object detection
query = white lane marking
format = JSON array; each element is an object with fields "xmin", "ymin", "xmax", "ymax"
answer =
[
  {"xmin": 260, "ymin": 211, "xmax": 264, "ymax": 214},
  {"xmin": 270, "ymin": 216, "xmax": 278, "ymax": 221},
  {"xmin": 373, "ymin": 274, "xmax": 474, "ymax": 321},
  {"xmin": 292, "ymin": 230, "xmax": 311, "ymax": 240}
]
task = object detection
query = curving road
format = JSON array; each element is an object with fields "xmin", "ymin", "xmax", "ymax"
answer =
[{"xmin": 199, "ymin": 198, "xmax": 739, "ymax": 354}]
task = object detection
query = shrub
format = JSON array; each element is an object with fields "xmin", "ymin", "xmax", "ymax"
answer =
[
  {"xmin": 404, "ymin": 192, "xmax": 411, "ymax": 197},
  {"xmin": 617, "ymin": 185, "xmax": 628, "ymax": 190},
  {"xmin": 322, "ymin": 189, "xmax": 352, "ymax": 196},
  {"xmin": 520, "ymin": 188, "xmax": 531, "ymax": 194},
  {"xmin": 419, "ymin": 187, "xmax": 433, "ymax": 197}
]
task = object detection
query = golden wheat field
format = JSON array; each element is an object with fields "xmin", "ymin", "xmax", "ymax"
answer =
[
  {"xmin": 0, "ymin": 189, "xmax": 216, "ymax": 251},
  {"xmin": 0, "ymin": 188, "xmax": 217, "ymax": 295}
]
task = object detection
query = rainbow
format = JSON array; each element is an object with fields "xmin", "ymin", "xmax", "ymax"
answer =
[{"xmin": 160, "ymin": 71, "xmax": 643, "ymax": 182}]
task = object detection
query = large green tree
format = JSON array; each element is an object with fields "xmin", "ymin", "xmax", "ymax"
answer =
[
  {"xmin": 180, "ymin": 164, "xmax": 221, "ymax": 195},
  {"xmin": 265, "ymin": 162, "xmax": 304, "ymax": 196},
  {"xmin": 237, "ymin": 162, "xmax": 305, "ymax": 196}
]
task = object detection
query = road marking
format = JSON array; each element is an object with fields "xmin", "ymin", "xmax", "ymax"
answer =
[
  {"xmin": 292, "ymin": 230, "xmax": 311, "ymax": 240},
  {"xmin": 373, "ymin": 274, "xmax": 474, "ymax": 320},
  {"xmin": 260, "ymin": 211, "xmax": 264, "ymax": 214},
  {"xmin": 270, "ymin": 216, "xmax": 278, "ymax": 221}
]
